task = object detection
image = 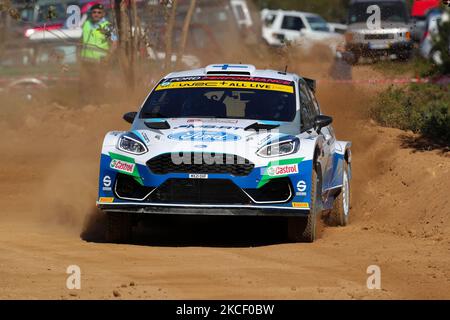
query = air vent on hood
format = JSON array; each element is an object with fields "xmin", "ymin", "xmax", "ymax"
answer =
[
  {"xmin": 144, "ymin": 121, "xmax": 170, "ymax": 130},
  {"xmin": 205, "ymin": 64, "xmax": 256, "ymax": 76}
]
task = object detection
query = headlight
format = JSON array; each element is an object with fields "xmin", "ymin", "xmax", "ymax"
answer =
[
  {"xmin": 117, "ymin": 134, "xmax": 148, "ymax": 155},
  {"xmin": 257, "ymin": 139, "xmax": 299, "ymax": 157}
]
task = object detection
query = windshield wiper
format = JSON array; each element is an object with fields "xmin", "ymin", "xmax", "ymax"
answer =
[{"xmin": 245, "ymin": 122, "xmax": 280, "ymax": 131}]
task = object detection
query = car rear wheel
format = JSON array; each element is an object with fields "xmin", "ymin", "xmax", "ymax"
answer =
[
  {"xmin": 106, "ymin": 212, "xmax": 132, "ymax": 243},
  {"xmin": 331, "ymin": 160, "xmax": 351, "ymax": 226},
  {"xmin": 287, "ymin": 163, "xmax": 322, "ymax": 243}
]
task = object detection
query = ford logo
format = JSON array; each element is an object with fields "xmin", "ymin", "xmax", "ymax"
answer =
[{"xmin": 168, "ymin": 131, "xmax": 241, "ymax": 142}]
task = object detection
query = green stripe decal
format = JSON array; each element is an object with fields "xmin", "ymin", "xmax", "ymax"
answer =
[
  {"xmin": 258, "ymin": 157, "xmax": 304, "ymax": 188},
  {"xmin": 108, "ymin": 152, "xmax": 143, "ymax": 185}
]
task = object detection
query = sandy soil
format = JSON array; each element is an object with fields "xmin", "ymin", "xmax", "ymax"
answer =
[{"xmin": 0, "ymin": 62, "xmax": 449, "ymax": 299}]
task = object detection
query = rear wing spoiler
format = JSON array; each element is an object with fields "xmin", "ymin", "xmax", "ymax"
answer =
[{"xmin": 304, "ymin": 77, "xmax": 316, "ymax": 93}]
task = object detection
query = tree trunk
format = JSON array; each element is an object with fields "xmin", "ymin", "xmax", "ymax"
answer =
[
  {"xmin": 164, "ymin": 0, "xmax": 178, "ymax": 71},
  {"xmin": 176, "ymin": 0, "xmax": 196, "ymax": 69}
]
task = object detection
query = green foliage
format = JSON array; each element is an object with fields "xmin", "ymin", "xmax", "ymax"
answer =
[
  {"xmin": 253, "ymin": 0, "xmax": 350, "ymax": 22},
  {"xmin": 372, "ymin": 57, "xmax": 436, "ymax": 78},
  {"xmin": 370, "ymin": 84, "xmax": 450, "ymax": 144}
]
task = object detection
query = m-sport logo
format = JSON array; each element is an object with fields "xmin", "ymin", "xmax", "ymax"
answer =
[{"xmin": 168, "ymin": 131, "xmax": 241, "ymax": 142}]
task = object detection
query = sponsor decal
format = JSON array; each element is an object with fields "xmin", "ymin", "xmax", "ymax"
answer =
[
  {"xmin": 110, "ymin": 159, "xmax": 135, "ymax": 174},
  {"xmin": 211, "ymin": 64, "xmax": 249, "ymax": 70},
  {"xmin": 257, "ymin": 134, "xmax": 272, "ymax": 146},
  {"xmin": 296, "ymin": 180, "xmax": 307, "ymax": 196},
  {"xmin": 194, "ymin": 145, "xmax": 208, "ymax": 149},
  {"xmin": 102, "ymin": 175, "xmax": 112, "ymax": 191},
  {"xmin": 297, "ymin": 180, "xmax": 307, "ymax": 192},
  {"xmin": 267, "ymin": 164, "xmax": 298, "ymax": 177},
  {"xmin": 175, "ymin": 124, "xmax": 242, "ymax": 130},
  {"xmin": 99, "ymin": 197, "xmax": 114, "ymax": 203},
  {"xmin": 108, "ymin": 152, "xmax": 143, "ymax": 185},
  {"xmin": 189, "ymin": 174, "xmax": 209, "ymax": 179},
  {"xmin": 155, "ymin": 80, "xmax": 294, "ymax": 94},
  {"xmin": 292, "ymin": 202, "xmax": 309, "ymax": 208},
  {"xmin": 163, "ymin": 76, "xmax": 292, "ymax": 86},
  {"xmin": 103, "ymin": 176, "xmax": 112, "ymax": 187},
  {"xmin": 258, "ymin": 157, "xmax": 304, "ymax": 188},
  {"xmin": 142, "ymin": 132, "xmax": 150, "ymax": 144},
  {"xmin": 168, "ymin": 131, "xmax": 241, "ymax": 142}
]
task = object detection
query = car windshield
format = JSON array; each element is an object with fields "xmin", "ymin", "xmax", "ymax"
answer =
[
  {"xmin": 348, "ymin": 1, "xmax": 408, "ymax": 24},
  {"xmin": 140, "ymin": 79, "xmax": 296, "ymax": 122},
  {"xmin": 306, "ymin": 15, "xmax": 330, "ymax": 32}
]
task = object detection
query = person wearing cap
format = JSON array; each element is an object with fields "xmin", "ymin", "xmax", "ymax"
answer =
[
  {"xmin": 79, "ymin": 3, "xmax": 118, "ymax": 104},
  {"xmin": 81, "ymin": 3, "xmax": 117, "ymax": 61}
]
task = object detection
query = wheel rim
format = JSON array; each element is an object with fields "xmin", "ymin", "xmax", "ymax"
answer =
[{"xmin": 342, "ymin": 170, "xmax": 350, "ymax": 216}]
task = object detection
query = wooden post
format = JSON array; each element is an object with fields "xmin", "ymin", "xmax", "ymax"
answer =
[{"xmin": 176, "ymin": 0, "xmax": 196, "ymax": 69}]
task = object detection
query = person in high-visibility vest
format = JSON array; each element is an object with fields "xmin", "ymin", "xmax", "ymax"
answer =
[{"xmin": 79, "ymin": 3, "xmax": 118, "ymax": 104}]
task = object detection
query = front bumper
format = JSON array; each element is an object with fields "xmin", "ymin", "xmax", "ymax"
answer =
[
  {"xmin": 97, "ymin": 202, "xmax": 310, "ymax": 217},
  {"xmin": 97, "ymin": 152, "xmax": 315, "ymax": 216},
  {"xmin": 346, "ymin": 41, "xmax": 413, "ymax": 56}
]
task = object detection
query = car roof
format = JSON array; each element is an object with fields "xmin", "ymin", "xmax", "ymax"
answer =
[
  {"xmin": 165, "ymin": 64, "xmax": 301, "ymax": 83},
  {"xmin": 261, "ymin": 9, "xmax": 322, "ymax": 17}
]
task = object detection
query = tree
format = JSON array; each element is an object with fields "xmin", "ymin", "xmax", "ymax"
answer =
[
  {"xmin": 176, "ymin": 0, "xmax": 196, "ymax": 69},
  {"xmin": 164, "ymin": 0, "xmax": 178, "ymax": 70}
]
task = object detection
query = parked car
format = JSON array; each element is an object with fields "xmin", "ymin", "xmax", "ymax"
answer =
[
  {"xmin": 420, "ymin": 10, "xmax": 450, "ymax": 66},
  {"xmin": 410, "ymin": 0, "xmax": 440, "ymax": 42},
  {"xmin": 5, "ymin": 0, "xmax": 77, "ymax": 43},
  {"xmin": 327, "ymin": 22, "xmax": 348, "ymax": 34},
  {"xmin": 344, "ymin": 0, "xmax": 414, "ymax": 64},
  {"xmin": 261, "ymin": 9, "xmax": 344, "ymax": 55}
]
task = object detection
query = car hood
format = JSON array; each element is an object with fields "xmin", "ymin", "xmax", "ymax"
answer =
[
  {"xmin": 131, "ymin": 118, "xmax": 296, "ymax": 160},
  {"xmin": 348, "ymin": 22, "xmax": 411, "ymax": 32}
]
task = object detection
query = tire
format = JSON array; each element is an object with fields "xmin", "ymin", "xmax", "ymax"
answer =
[
  {"xmin": 106, "ymin": 212, "xmax": 132, "ymax": 243},
  {"xmin": 331, "ymin": 160, "xmax": 351, "ymax": 226},
  {"xmin": 287, "ymin": 163, "xmax": 322, "ymax": 243}
]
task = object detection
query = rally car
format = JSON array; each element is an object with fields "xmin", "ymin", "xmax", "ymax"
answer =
[{"xmin": 96, "ymin": 64, "xmax": 352, "ymax": 243}]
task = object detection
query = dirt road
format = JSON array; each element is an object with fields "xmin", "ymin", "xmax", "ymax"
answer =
[{"xmin": 0, "ymin": 65, "xmax": 449, "ymax": 299}]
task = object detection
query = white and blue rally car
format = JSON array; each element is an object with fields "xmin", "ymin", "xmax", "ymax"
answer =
[{"xmin": 97, "ymin": 64, "xmax": 352, "ymax": 243}]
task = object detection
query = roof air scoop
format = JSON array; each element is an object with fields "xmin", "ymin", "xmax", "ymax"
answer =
[{"xmin": 205, "ymin": 64, "xmax": 256, "ymax": 76}]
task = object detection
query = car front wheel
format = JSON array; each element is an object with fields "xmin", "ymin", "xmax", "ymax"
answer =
[
  {"xmin": 331, "ymin": 160, "xmax": 351, "ymax": 226},
  {"xmin": 287, "ymin": 163, "xmax": 322, "ymax": 242},
  {"xmin": 106, "ymin": 212, "xmax": 132, "ymax": 243}
]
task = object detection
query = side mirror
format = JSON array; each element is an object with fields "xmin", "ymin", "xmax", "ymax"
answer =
[
  {"xmin": 123, "ymin": 112, "xmax": 137, "ymax": 124},
  {"xmin": 314, "ymin": 115, "xmax": 333, "ymax": 133}
]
